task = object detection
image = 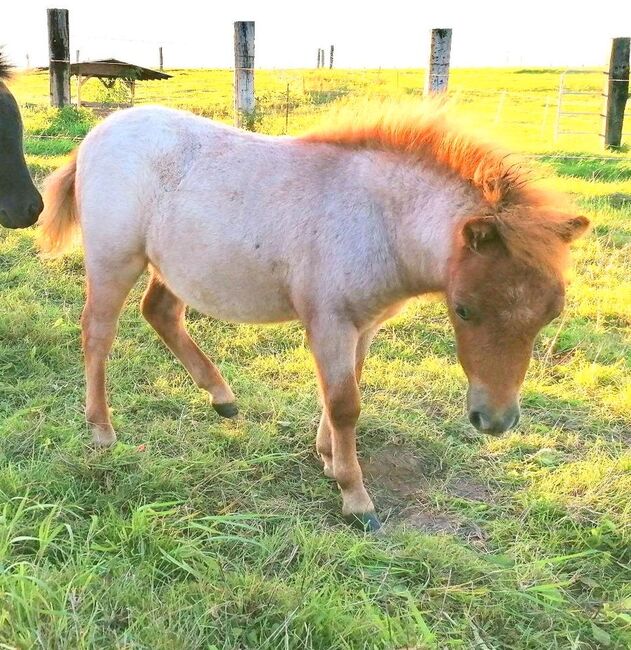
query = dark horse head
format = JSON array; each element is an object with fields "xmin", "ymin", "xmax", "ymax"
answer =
[{"xmin": 0, "ymin": 50, "xmax": 43, "ymax": 228}]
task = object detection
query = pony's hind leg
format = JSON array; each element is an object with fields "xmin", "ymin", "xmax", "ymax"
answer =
[
  {"xmin": 82, "ymin": 256, "xmax": 146, "ymax": 446},
  {"xmin": 140, "ymin": 272, "xmax": 236, "ymax": 416}
]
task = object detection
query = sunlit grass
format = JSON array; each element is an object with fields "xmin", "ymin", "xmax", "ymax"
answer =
[{"xmin": 12, "ymin": 66, "xmax": 628, "ymax": 152}]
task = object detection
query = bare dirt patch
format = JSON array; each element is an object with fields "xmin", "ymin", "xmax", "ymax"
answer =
[
  {"xmin": 447, "ymin": 476, "xmax": 494, "ymax": 503},
  {"xmin": 361, "ymin": 443, "xmax": 489, "ymax": 545},
  {"xmin": 398, "ymin": 507, "xmax": 487, "ymax": 546},
  {"xmin": 361, "ymin": 443, "xmax": 438, "ymax": 503}
]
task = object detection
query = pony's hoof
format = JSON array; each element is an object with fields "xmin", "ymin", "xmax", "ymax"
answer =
[
  {"xmin": 91, "ymin": 425, "xmax": 117, "ymax": 448},
  {"xmin": 213, "ymin": 402, "xmax": 239, "ymax": 418},
  {"xmin": 344, "ymin": 511, "xmax": 382, "ymax": 533}
]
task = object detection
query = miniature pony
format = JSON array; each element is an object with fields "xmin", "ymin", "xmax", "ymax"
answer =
[{"xmin": 38, "ymin": 101, "xmax": 589, "ymax": 529}]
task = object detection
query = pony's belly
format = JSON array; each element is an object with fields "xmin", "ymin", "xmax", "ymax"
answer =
[
  {"xmin": 189, "ymin": 287, "xmax": 296, "ymax": 323},
  {"xmin": 155, "ymin": 258, "xmax": 297, "ymax": 324}
]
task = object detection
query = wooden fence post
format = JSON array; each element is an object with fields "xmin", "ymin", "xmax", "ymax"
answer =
[
  {"xmin": 329, "ymin": 45, "xmax": 334, "ymax": 69},
  {"xmin": 159, "ymin": 46, "xmax": 164, "ymax": 71},
  {"xmin": 48, "ymin": 8, "xmax": 70, "ymax": 107},
  {"xmin": 424, "ymin": 28, "xmax": 452, "ymax": 94},
  {"xmin": 234, "ymin": 21, "xmax": 255, "ymax": 129},
  {"xmin": 603, "ymin": 37, "xmax": 630, "ymax": 149}
]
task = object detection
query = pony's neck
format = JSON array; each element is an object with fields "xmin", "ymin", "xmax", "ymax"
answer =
[{"xmin": 363, "ymin": 152, "xmax": 480, "ymax": 296}]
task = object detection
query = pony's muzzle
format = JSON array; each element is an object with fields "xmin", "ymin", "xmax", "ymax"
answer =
[
  {"xmin": 0, "ymin": 191, "xmax": 44, "ymax": 229},
  {"xmin": 467, "ymin": 385, "xmax": 520, "ymax": 435}
]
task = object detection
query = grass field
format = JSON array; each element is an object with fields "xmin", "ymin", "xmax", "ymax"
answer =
[{"xmin": 0, "ymin": 68, "xmax": 630, "ymax": 649}]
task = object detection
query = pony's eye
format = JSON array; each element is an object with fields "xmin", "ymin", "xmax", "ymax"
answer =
[{"xmin": 455, "ymin": 305, "xmax": 471, "ymax": 321}]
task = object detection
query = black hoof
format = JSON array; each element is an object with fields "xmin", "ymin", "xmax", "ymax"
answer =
[
  {"xmin": 344, "ymin": 511, "xmax": 382, "ymax": 532},
  {"xmin": 213, "ymin": 402, "xmax": 239, "ymax": 418}
]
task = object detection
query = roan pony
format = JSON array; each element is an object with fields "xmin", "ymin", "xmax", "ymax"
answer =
[
  {"xmin": 0, "ymin": 49, "xmax": 43, "ymax": 228},
  {"xmin": 38, "ymin": 101, "xmax": 589, "ymax": 530}
]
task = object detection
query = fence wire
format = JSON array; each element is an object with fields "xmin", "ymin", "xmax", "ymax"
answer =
[{"xmin": 17, "ymin": 67, "xmax": 631, "ymax": 155}]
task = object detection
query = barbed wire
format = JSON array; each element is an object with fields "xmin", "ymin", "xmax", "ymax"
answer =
[
  {"xmin": 22, "ymin": 131, "xmax": 630, "ymax": 163},
  {"xmin": 26, "ymin": 134, "xmax": 84, "ymax": 141},
  {"xmin": 17, "ymin": 66, "xmax": 630, "ymax": 153}
]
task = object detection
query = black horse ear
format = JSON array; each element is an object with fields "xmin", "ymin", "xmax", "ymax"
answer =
[
  {"xmin": 461, "ymin": 217, "xmax": 500, "ymax": 252},
  {"xmin": 557, "ymin": 215, "xmax": 590, "ymax": 242},
  {"xmin": 0, "ymin": 49, "xmax": 13, "ymax": 81}
]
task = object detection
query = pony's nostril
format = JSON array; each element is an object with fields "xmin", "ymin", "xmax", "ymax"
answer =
[
  {"xmin": 469, "ymin": 410, "xmax": 484, "ymax": 430},
  {"xmin": 28, "ymin": 197, "xmax": 44, "ymax": 219}
]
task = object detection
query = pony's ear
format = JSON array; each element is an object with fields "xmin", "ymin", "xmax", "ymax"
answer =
[
  {"xmin": 461, "ymin": 217, "xmax": 501, "ymax": 253},
  {"xmin": 557, "ymin": 215, "xmax": 590, "ymax": 242}
]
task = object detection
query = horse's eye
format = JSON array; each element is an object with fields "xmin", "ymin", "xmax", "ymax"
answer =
[{"xmin": 455, "ymin": 305, "xmax": 471, "ymax": 321}]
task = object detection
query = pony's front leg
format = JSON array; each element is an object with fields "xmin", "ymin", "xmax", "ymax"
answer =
[
  {"xmin": 316, "ymin": 414, "xmax": 335, "ymax": 478},
  {"xmin": 316, "ymin": 323, "xmax": 381, "ymax": 480},
  {"xmin": 308, "ymin": 319, "xmax": 380, "ymax": 531}
]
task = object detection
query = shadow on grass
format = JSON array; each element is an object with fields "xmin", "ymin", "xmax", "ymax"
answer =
[
  {"xmin": 520, "ymin": 390, "xmax": 629, "ymax": 441},
  {"xmin": 305, "ymin": 89, "xmax": 349, "ymax": 105},
  {"xmin": 29, "ymin": 105, "xmax": 96, "ymax": 138},
  {"xmin": 515, "ymin": 68, "xmax": 567, "ymax": 74},
  {"xmin": 537, "ymin": 154, "xmax": 631, "ymax": 182},
  {"xmin": 25, "ymin": 137, "xmax": 77, "ymax": 157},
  {"xmin": 592, "ymin": 221, "xmax": 631, "ymax": 247}
]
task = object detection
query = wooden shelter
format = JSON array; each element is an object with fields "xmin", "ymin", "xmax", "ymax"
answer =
[{"xmin": 70, "ymin": 58, "xmax": 171, "ymax": 108}]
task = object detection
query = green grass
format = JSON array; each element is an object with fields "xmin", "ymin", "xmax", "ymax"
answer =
[{"xmin": 0, "ymin": 67, "xmax": 630, "ymax": 649}]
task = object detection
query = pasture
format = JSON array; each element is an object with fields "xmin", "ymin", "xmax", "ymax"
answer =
[{"xmin": 0, "ymin": 68, "xmax": 630, "ymax": 648}]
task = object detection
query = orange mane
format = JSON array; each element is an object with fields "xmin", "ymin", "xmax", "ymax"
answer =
[{"xmin": 301, "ymin": 99, "xmax": 581, "ymax": 276}]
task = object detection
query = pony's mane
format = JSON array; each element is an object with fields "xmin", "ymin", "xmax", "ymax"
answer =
[
  {"xmin": 0, "ymin": 49, "xmax": 12, "ymax": 81},
  {"xmin": 301, "ymin": 99, "xmax": 578, "ymax": 276}
]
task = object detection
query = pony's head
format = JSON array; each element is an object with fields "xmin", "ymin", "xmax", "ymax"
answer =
[
  {"xmin": 301, "ymin": 97, "xmax": 591, "ymax": 435},
  {"xmin": 0, "ymin": 50, "xmax": 44, "ymax": 229},
  {"xmin": 447, "ymin": 207, "xmax": 589, "ymax": 435}
]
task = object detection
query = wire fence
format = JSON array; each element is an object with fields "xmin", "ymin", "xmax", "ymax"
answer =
[{"xmin": 15, "ymin": 67, "xmax": 631, "ymax": 161}]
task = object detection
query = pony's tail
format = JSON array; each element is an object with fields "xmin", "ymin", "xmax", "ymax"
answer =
[{"xmin": 37, "ymin": 151, "xmax": 79, "ymax": 257}]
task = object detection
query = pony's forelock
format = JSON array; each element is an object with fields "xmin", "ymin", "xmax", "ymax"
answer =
[{"xmin": 302, "ymin": 98, "xmax": 581, "ymax": 277}]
